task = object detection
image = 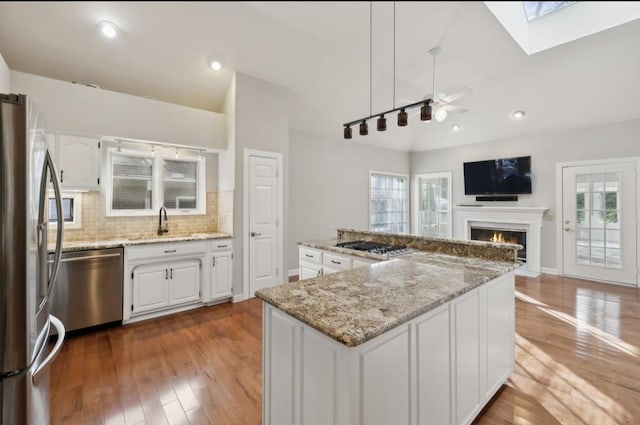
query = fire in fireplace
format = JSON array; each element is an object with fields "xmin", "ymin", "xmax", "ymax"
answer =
[{"xmin": 471, "ymin": 227, "xmax": 527, "ymax": 262}]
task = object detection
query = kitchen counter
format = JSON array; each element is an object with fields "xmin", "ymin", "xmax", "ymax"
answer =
[
  {"xmin": 256, "ymin": 250, "xmax": 516, "ymax": 347},
  {"xmin": 49, "ymin": 232, "xmax": 232, "ymax": 252}
]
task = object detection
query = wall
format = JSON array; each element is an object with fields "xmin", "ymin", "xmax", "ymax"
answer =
[
  {"xmin": 11, "ymin": 71, "xmax": 226, "ymax": 150},
  {"xmin": 232, "ymin": 72, "xmax": 289, "ymax": 296},
  {"xmin": 0, "ymin": 52, "xmax": 9, "ymax": 92},
  {"xmin": 288, "ymin": 130, "xmax": 411, "ymax": 271},
  {"xmin": 410, "ymin": 118, "xmax": 640, "ymax": 270}
]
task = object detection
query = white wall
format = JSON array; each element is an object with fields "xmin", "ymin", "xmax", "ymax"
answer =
[
  {"xmin": 10, "ymin": 71, "xmax": 226, "ymax": 150},
  {"xmin": 410, "ymin": 118, "xmax": 640, "ymax": 270},
  {"xmin": 232, "ymin": 72, "xmax": 289, "ymax": 295},
  {"xmin": 288, "ymin": 130, "xmax": 411, "ymax": 271},
  {"xmin": 0, "ymin": 53, "xmax": 9, "ymax": 92}
]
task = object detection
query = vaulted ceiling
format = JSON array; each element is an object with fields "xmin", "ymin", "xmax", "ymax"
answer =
[{"xmin": 1, "ymin": 1, "xmax": 639, "ymax": 152}]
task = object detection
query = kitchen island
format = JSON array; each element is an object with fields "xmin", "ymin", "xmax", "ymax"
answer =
[{"xmin": 256, "ymin": 230, "xmax": 519, "ymax": 425}]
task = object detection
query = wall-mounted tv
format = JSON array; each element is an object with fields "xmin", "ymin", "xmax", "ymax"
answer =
[{"xmin": 464, "ymin": 156, "xmax": 532, "ymax": 195}]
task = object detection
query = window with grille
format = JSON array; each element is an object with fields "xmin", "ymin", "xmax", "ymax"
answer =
[
  {"xmin": 369, "ymin": 172, "xmax": 409, "ymax": 234},
  {"xmin": 106, "ymin": 148, "xmax": 205, "ymax": 216}
]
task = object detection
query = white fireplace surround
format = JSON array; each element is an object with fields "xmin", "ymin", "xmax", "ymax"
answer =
[{"xmin": 454, "ymin": 206, "xmax": 548, "ymax": 277}]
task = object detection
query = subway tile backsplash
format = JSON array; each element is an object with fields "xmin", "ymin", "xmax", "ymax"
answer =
[{"xmin": 52, "ymin": 190, "xmax": 234, "ymax": 242}]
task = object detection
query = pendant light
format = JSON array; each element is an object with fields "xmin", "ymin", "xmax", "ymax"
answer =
[{"xmin": 343, "ymin": 2, "xmax": 433, "ymax": 138}]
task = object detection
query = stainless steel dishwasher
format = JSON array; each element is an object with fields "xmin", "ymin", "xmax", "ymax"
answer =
[{"xmin": 48, "ymin": 247, "xmax": 123, "ymax": 332}]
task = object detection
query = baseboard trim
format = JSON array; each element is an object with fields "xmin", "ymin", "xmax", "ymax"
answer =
[
  {"xmin": 288, "ymin": 268, "xmax": 298, "ymax": 277},
  {"xmin": 232, "ymin": 294, "xmax": 246, "ymax": 303},
  {"xmin": 540, "ymin": 267, "xmax": 559, "ymax": 275},
  {"xmin": 515, "ymin": 268, "xmax": 540, "ymax": 278}
]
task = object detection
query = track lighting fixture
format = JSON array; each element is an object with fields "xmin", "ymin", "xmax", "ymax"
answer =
[
  {"xmin": 343, "ymin": 2, "xmax": 434, "ymax": 139},
  {"xmin": 397, "ymin": 109, "xmax": 408, "ymax": 126},
  {"xmin": 359, "ymin": 120, "xmax": 368, "ymax": 135},
  {"xmin": 420, "ymin": 101, "xmax": 432, "ymax": 122}
]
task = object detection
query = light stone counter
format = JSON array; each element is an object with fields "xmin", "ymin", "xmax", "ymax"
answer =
[
  {"xmin": 256, "ymin": 250, "xmax": 517, "ymax": 347},
  {"xmin": 49, "ymin": 232, "xmax": 232, "ymax": 253}
]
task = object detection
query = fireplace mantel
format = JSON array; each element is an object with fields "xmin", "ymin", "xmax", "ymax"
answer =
[{"xmin": 454, "ymin": 206, "xmax": 548, "ymax": 276}]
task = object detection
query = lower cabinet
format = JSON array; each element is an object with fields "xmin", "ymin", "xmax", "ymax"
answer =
[
  {"xmin": 299, "ymin": 262, "xmax": 322, "ymax": 280},
  {"xmin": 263, "ymin": 271, "xmax": 515, "ymax": 425},
  {"xmin": 298, "ymin": 246, "xmax": 381, "ymax": 280},
  {"xmin": 124, "ymin": 239, "xmax": 234, "ymax": 324},
  {"xmin": 132, "ymin": 259, "xmax": 201, "ymax": 314}
]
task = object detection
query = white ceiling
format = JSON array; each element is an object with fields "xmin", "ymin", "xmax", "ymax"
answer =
[{"xmin": 1, "ymin": 1, "xmax": 639, "ymax": 152}]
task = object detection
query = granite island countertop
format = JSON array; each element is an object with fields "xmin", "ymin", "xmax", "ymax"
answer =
[
  {"xmin": 48, "ymin": 232, "xmax": 233, "ymax": 253},
  {"xmin": 256, "ymin": 250, "xmax": 518, "ymax": 347}
]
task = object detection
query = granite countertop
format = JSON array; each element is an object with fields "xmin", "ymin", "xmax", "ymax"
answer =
[
  {"xmin": 49, "ymin": 232, "xmax": 233, "ymax": 252},
  {"xmin": 256, "ymin": 250, "xmax": 517, "ymax": 347}
]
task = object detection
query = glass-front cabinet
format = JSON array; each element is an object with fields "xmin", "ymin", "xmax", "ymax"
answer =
[{"xmin": 414, "ymin": 172, "xmax": 452, "ymax": 238}]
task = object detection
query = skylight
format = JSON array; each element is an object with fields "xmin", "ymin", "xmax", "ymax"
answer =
[{"xmin": 523, "ymin": 1, "xmax": 576, "ymax": 22}]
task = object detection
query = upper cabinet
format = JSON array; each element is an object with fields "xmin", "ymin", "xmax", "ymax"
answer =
[{"xmin": 48, "ymin": 133, "xmax": 101, "ymax": 190}]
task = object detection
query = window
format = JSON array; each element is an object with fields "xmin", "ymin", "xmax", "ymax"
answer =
[
  {"xmin": 369, "ymin": 171, "xmax": 408, "ymax": 234},
  {"xmin": 106, "ymin": 148, "xmax": 205, "ymax": 216},
  {"xmin": 48, "ymin": 192, "xmax": 83, "ymax": 229},
  {"xmin": 522, "ymin": 1, "xmax": 575, "ymax": 22}
]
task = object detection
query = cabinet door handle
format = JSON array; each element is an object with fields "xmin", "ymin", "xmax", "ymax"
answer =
[
  {"xmin": 170, "ymin": 268, "xmax": 173, "ymax": 279},
  {"xmin": 164, "ymin": 249, "xmax": 177, "ymax": 254},
  {"xmin": 165, "ymin": 269, "xmax": 168, "ymax": 280},
  {"xmin": 305, "ymin": 254, "xmax": 313, "ymax": 258},
  {"xmin": 331, "ymin": 260, "xmax": 341, "ymax": 265},
  {"xmin": 212, "ymin": 256, "xmax": 216, "ymax": 267},
  {"xmin": 217, "ymin": 244, "xmax": 228, "ymax": 248},
  {"xmin": 60, "ymin": 169, "xmax": 63, "ymax": 183}
]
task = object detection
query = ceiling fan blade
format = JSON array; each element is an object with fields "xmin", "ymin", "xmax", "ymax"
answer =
[
  {"xmin": 441, "ymin": 86, "xmax": 474, "ymax": 104},
  {"xmin": 442, "ymin": 104, "xmax": 469, "ymax": 113}
]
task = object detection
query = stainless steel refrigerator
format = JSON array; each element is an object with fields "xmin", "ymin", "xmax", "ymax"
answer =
[{"xmin": 0, "ymin": 94, "xmax": 65, "ymax": 425}]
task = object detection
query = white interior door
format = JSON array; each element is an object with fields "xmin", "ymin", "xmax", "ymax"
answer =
[
  {"xmin": 562, "ymin": 163, "xmax": 637, "ymax": 285},
  {"xmin": 249, "ymin": 155, "xmax": 280, "ymax": 296}
]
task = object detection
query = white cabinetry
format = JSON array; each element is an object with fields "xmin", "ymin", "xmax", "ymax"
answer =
[
  {"xmin": 124, "ymin": 240, "xmax": 208, "ymax": 324},
  {"xmin": 298, "ymin": 246, "xmax": 381, "ymax": 280},
  {"xmin": 299, "ymin": 247, "xmax": 323, "ymax": 280},
  {"xmin": 263, "ymin": 271, "xmax": 515, "ymax": 425},
  {"xmin": 54, "ymin": 134, "xmax": 102, "ymax": 190},
  {"xmin": 209, "ymin": 239, "xmax": 233, "ymax": 302}
]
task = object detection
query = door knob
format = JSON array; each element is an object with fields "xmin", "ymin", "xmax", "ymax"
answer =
[
  {"xmin": 250, "ymin": 232, "xmax": 262, "ymax": 237},
  {"xmin": 564, "ymin": 227, "xmax": 572, "ymax": 232}
]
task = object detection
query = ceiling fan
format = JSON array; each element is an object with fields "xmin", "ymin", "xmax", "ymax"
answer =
[{"xmin": 411, "ymin": 47, "xmax": 474, "ymax": 122}]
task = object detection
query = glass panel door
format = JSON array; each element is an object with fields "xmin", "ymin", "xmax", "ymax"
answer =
[
  {"xmin": 415, "ymin": 172, "xmax": 452, "ymax": 238},
  {"xmin": 562, "ymin": 163, "xmax": 636, "ymax": 285}
]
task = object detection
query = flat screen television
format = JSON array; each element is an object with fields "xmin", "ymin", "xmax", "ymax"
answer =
[{"xmin": 464, "ymin": 156, "xmax": 532, "ymax": 195}]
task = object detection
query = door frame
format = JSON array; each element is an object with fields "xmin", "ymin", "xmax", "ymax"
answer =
[
  {"xmin": 412, "ymin": 171, "xmax": 452, "ymax": 238},
  {"xmin": 243, "ymin": 149, "xmax": 284, "ymax": 300},
  {"xmin": 555, "ymin": 157, "xmax": 640, "ymax": 282}
]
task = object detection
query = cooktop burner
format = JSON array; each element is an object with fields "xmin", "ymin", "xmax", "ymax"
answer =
[{"xmin": 335, "ymin": 240, "xmax": 414, "ymax": 257}]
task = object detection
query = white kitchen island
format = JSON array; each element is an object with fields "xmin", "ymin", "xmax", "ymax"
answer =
[{"xmin": 257, "ymin": 245, "xmax": 517, "ymax": 425}]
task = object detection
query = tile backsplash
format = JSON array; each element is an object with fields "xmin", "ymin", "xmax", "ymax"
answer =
[{"xmin": 54, "ymin": 191, "xmax": 224, "ymax": 242}]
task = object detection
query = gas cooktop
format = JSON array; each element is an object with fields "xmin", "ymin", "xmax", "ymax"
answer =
[{"xmin": 335, "ymin": 240, "xmax": 415, "ymax": 257}]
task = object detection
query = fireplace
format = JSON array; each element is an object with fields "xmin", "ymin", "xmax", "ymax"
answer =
[
  {"xmin": 454, "ymin": 206, "xmax": 548, "ymax": 277},
  {"xmin": 470, "ymin": 227, "xmax": 527, "ymax": 262}
]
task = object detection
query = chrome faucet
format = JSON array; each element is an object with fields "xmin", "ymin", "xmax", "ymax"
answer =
[{"xmin": 158, "ymin": 206, "xmax": 169, "ymax": 236}]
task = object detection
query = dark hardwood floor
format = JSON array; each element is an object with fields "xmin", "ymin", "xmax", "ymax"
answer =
[{"xmin": 50, "ymin": 274, "xmax": 640, "ymax": 424}]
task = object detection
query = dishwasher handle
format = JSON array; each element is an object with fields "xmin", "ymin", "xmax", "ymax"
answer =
[{"xmin": 47, "ymin": 253, "xmax": 122, "ymax": 264}]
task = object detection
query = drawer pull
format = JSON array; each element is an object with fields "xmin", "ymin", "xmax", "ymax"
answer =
[
  {"xmin": 331, "ymin": 260, "xmax": 341, "ymax": 265},
  {"xmin": 305, "ymin": 254, "xmax": 314, "ymax": 258},
  {"xmin": 217, "ymin": 244, "xmax": 228, "ymax": 248},
  {"xmin": 164, "ymin": 249, "xmax": 177, "ymax": 254}
]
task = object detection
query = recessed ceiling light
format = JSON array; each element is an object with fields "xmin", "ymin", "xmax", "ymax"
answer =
[
  {"xmin": 512, "ymin": 110, "xmax": 526, "ymax": 120},
  {"xmin": 100, "ymin": 21, "xmax": 118, "ymax": 38},
  {"xmin": 451, "ymin": 124, "xmax": 461, "ymax": 132},
  {"xmin": 209, "ymin": 59, "xmax": 223, "ymax": 71}
]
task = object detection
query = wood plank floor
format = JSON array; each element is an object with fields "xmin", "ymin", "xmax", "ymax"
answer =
[{"xmin": 49, "ymin": 274, "xmax": 640, "ymax": 424}]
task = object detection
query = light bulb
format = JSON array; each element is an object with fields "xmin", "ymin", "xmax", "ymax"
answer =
[
  {"xmin": 451, "ymin": 124, "xmax": 461, "ymax": 132},
  {"xmin": 512, "ymin": 110, "xmax": 526, "ymax": 120},
  {"xmin": 100, "ymin": 21, "xmax": 118, "ymax": 38},
  {"xmin": 434, "ymin": 108, "xmax": 448, "ymax": 122},
  {"xmin": 210, "ymin": 60, "xmax": 223, "ymax": 71}
]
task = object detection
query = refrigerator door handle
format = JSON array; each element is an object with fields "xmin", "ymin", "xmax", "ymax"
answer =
[
  {"xmin": 46, "ymin": 150, "xmax": 64, "ymax": 295},
  {"xmin": 32, "ymin": 315, "xmax": 65, "ymax": 384}
]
